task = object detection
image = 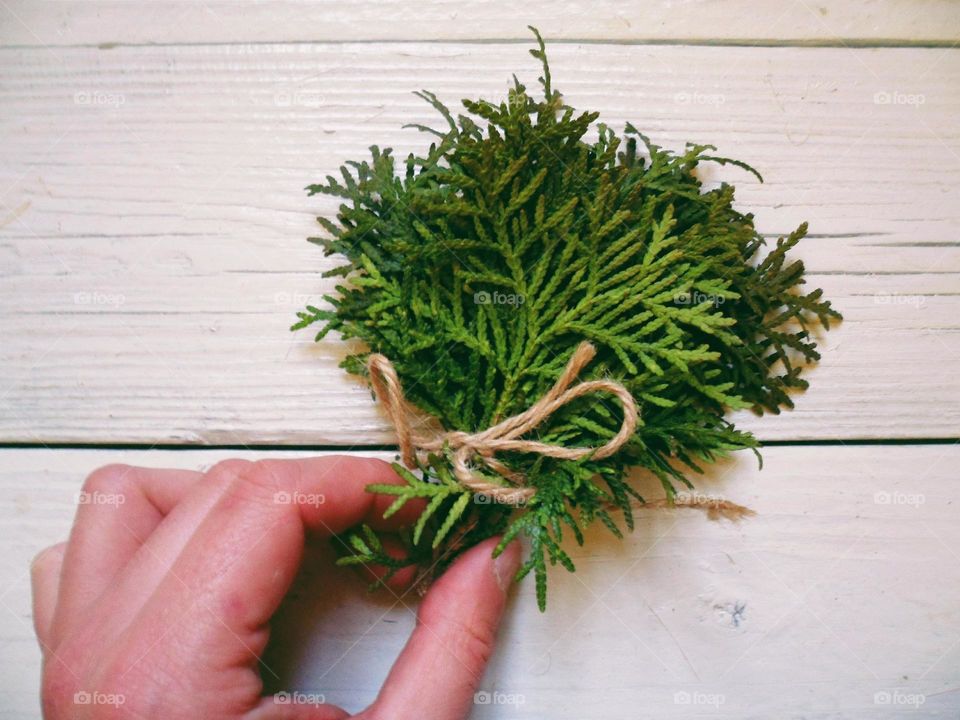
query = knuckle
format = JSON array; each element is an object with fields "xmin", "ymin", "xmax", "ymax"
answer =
[
  {"xmin": 236, "ymin": 459, "xmax": 294, "ymax": 495},
  {"xmin": 217, "ymin": 460, "xmax": 295, "ymax": 510},
  {"xmin": 31, "ymin": 542, "xmax": 65, "ymax": 572},
  {"xmin": 204, "ymin": 458, "xmax": 254, "ymax": 483},
  {"xmin": 204, "ymin": 459, "xmax": 299, "ymax": 515},
  {"xmin": 418, "ymin": 597, "xmax": 497, "ymax": 671},
  {"xmin": 455, "ymin": 616, "xmax": 497, "ymax": 669},
  {"xmin": 82, "ymin": 464, "xmax": 137, "ymax": 498}
]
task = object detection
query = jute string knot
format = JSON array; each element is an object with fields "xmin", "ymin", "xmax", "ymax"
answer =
[{"xmin": 366, "ymin": 342, "xmax": 638, "ymax": 505}]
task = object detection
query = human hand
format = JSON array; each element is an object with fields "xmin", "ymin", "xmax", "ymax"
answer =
[{"xmin": 31, "ymin": 457, "xmax": 521, "ymax": 719}]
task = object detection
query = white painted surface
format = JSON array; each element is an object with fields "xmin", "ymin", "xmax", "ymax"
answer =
[
  {"xmin": 1, "ymin": 446, "xmax": 959, "ymax": 718},
  {"xmin": 1, "ymin": 3, "xmax": 959, "ymax": 718},
  {"xmin": 2, "ymin": 0, "xmax": 959, "ymax": 45}
]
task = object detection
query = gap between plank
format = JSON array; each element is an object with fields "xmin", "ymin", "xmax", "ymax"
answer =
[
  {"xmin": 1, "ymin": 439, "xmax": 956, "ymax": 452},
  {"xmin": 1, "ymin": 37, "xmax": 958, "ymax": 52}
]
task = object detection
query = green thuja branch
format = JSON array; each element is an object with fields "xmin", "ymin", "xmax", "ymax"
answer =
[{"xmin": 296, "ymin": 27, "xmax": 841, "ymax": 610}]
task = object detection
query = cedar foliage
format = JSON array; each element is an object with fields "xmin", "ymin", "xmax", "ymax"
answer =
[{"xmin": 293, "ymin": 28, "xmax": 840, "ymax": 610}]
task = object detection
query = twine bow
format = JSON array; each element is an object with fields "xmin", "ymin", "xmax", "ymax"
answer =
[{"xmin": 366, "ymin": 342, "xmax": 638, "ymax": 505}]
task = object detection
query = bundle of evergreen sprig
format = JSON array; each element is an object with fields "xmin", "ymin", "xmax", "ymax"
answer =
[{"xmin": 293, "ymin": 28, "xmax": 839, "ymax": 609}]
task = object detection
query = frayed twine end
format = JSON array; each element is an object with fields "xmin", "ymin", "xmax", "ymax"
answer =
[{"xmin": 639, "ymin": 496, "xmax": 756, "ymax": 522}]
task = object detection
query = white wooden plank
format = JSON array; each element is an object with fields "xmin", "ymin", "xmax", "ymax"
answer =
[
  {"xmin": 1, "ymin": 42, "xmax": 958, "ymax": 444},
  {"xmin": 2, "ymin": 0, "xmax": 959, "ymax": 47},
  {"xmin": 1, "ymin": 445, "xmax": 958, "ymax": 718}
]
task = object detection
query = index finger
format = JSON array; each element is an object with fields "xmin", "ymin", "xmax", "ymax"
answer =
[{"xmin": 271, "ymin": 455, "xmax": 425, "ymax": 535}]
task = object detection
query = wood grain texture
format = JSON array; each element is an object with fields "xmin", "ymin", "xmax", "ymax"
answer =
[
  {"xmin": 1, "ymin": 42, "xmax": 958, "ymax": 444},
  {"xmin": 3, "ymin": 3, "xmax": 959, "ymax": 719},
  {"xmin": 1, "ymin": 445, "xmax": 958, "ymax": 718},
  {"xmin": 2, "ymin": 0, "xmax": 959, "ymax": 47}
]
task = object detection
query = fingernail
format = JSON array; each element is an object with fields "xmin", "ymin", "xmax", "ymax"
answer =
[{"xmin": 492, "ymin": 541, "xmax": 520, "ymax": 594}]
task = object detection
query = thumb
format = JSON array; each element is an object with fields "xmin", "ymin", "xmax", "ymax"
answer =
[{"xmin": 361, "ymin": 536, "xmax": 522, "ymax": 720}]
